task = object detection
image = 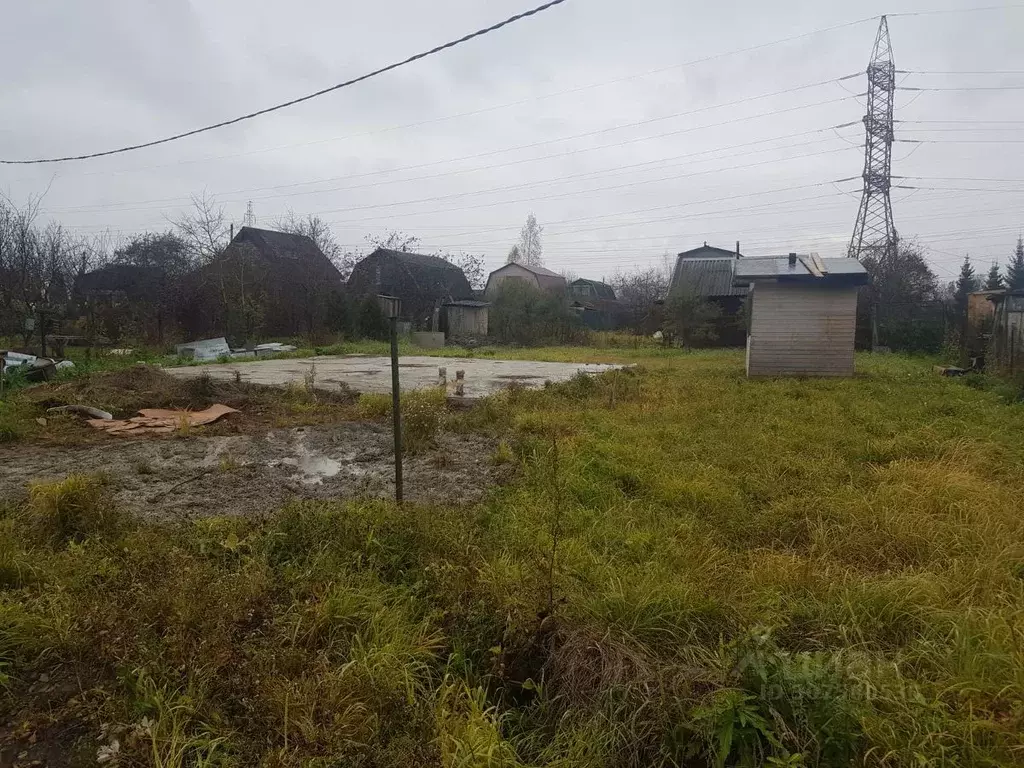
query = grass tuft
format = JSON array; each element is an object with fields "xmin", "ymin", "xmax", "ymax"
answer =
[{"xmin": 26, "ymin": 473, "xmax": 119, "ymax": 544}]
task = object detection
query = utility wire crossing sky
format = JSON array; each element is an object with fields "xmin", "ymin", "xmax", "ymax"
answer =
[{"xmin": 1, "ymin": 0, "xmax": 1022, "ymax": 280}]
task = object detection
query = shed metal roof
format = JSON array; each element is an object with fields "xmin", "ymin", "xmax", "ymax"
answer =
[
  {"xmin": 443, "ymin": 299, "xmax": 490, "ymax": 308},
  {"xmin": 671, "ymin": 258, "xmax": 748, "ymax": 297},
  {"xmin": 733, "ymin": 255, "xmax": 868, "ymax": 285}
]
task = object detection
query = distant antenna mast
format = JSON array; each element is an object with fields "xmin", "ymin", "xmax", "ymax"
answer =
[
  {"xmin": 244, "ymin": 200, "xmax": 256, "ymax": 227},
  {"xmin": 849, "ymin": 16, "xmax": 897, "ymax": 261}
]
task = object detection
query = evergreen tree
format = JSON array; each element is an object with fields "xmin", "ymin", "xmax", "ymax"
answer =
[
  {"xmin": 984, "ymin": 262, "xmax": 1004, "ymax": 291},
  {"xmin": 954, "ymin": 255, "xmax": 978, "ymax": 318},
  {"xmin": 1007, "ymin": 236, "xmax": 1024, "ymax": 290}
]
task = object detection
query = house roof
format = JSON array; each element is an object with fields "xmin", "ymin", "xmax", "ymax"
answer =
[
  {"xmin": 348, "ymin": 248, "xmax": 475, "ymax": 308},
  {"xmin": 678, "ymin": 244, "xmax": 740, "ymax": 260},
  {"xmin": 570, "ymin": 278, "xmax": 617, "ymax": 300},
  {"xmin": 74, "ymin": 264, "xmax": 166, "ymax": 299},
  {"xmin": 443, "ymin": 299, "xmax": 490, "ymax": 308},
  {"xmin": 366, "ymin": 248, "xmax": 465, "ymax": 272},
  {"xmin": 671, "ymin": 258, "xmax": 748, "ymax": 298},
  {"xmin": 486, "ymin": 262, "xmax": 567, "ymax": 293},
  {"xmin": 230, "ymin": 226, "xmax": 341, "ymax": 276},
  {"xmin": 734, "ymin": 255, "xmax": 868, "ymax": 285},
  {"xmin": 518, "ymin": 263, "xmax": 562, "ymax": 278}
]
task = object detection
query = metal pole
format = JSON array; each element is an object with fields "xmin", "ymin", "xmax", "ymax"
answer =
[
  {"xmin": 38, "ymin": 309, "xmax": 47, "ymax": 358},
  {"xmin": 389, "ymin": 315, "xmax": 403, "ymax": 503}
]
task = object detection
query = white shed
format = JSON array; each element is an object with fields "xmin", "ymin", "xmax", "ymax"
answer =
[{"xmin": 734, "ymin": 254, "xmax": 868, "ymax": 377}]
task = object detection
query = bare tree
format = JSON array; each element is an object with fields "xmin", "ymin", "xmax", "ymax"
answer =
[
  {"xmin": 366, "ymin": 230, "xmax": 422, "ymax": 256},
  {"xmin": 439, "ymin": 251, "xmax": 486, "ymax": 291},
  {"xmin": 610, "ymin": 266, "xmax": 669, "ymax": 335},
  {"xmin": 170, "ymin": 192, "xmax": 230, "ymax": 264},
  {"xmin": 0, "ymin": 196, "xmax": 82, "ymax": 345},
  {"xmin": 275, "ymin": 210, "xmax": 356, "ymax": 279},
  {"xmin": 508, "ymin": 213, "xmax": 543, "ymax": 267}
]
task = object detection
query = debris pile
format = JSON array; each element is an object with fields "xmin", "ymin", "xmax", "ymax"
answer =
[{"xmin": 86, "ymin": 404, "xmax": 239, "ymax": 436}]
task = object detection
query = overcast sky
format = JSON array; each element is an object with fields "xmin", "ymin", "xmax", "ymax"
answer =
[{"xmin": 2, "ymin": 0, "xmax": 1023, "ymax": 282}]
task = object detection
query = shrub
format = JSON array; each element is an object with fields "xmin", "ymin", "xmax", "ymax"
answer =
[
  {"xmin": 358, "ymin": 389, "xmax": 447, "ymax": 452},
  {"xmin": 402, "ymin": 388, "xmax": 448, "ymax": 452},
  {"xmin": 490, "ymin": 281, "xmax": 587, "ymax": 346}
]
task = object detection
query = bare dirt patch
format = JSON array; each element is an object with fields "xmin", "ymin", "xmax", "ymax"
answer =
[
  {"xmin": 0, "ymin": 423, "xmax": 504, "ymax": 520},
  {"xmin": 16, "ymin": 365, "xmax": 359, "ymax": 445}
]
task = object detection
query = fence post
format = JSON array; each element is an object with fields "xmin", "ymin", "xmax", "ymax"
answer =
[
  {"xmin": 390, "ymin": 315, "xmax": 403, "ymax": 504},
  {"xmin": 1011, "ymin": 323, "xmax": 1017, "ymax": 376}
]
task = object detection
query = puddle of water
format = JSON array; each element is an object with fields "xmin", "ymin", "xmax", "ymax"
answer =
[{"xmin": 272, "ymin": 432, "xmax": 351, "ymax": 485}]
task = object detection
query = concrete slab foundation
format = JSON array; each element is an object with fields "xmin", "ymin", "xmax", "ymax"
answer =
[{"xmin": 164, "ymin": 355, "xmax": 621, "ymax": 399}]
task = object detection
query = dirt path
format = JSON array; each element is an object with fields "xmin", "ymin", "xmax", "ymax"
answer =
[{"xmin": 0, "ymin": 424, "xmax": 502, "ymax": 519}]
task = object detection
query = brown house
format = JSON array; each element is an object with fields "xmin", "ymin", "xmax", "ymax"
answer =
[
  {"xmin": 484, "ymin": 262, "xmax": 566, "ymax": 298},
  {"xmin": 181, "ymin": 227, "xmax": 345, "ymax": 342}
]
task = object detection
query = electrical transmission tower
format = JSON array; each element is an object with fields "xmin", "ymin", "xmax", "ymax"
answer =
[
  {"xmin": 244, "ymin": 200, "xmax": 256, "ymax": 227},
  {"xmin": 848, "ymin": 16, "xmax": 897, "ymax": 261}
]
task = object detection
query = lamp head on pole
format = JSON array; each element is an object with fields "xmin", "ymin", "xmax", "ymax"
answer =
[{"xmin": 377, "ymin": 294, "xmax": 401, "ymax": 320}]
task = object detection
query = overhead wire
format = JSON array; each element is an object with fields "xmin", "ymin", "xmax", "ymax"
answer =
[
  {"xmin": 41, "ymin": 80, "xmax": 863, "ymax": 215},
  {"xmin": 48, "ymin": 136, "xmax": 861, "ymax": 220},
  {"xmin": 0, "ymin": 0, "xmax": 572, "ymax": 165},
  {"xmin": 4, "ymin": 17, "xmax": 878, "ymax": 176}
]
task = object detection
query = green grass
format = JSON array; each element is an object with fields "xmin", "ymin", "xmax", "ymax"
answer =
[{"xmin": 2, "ymin": 349, "xmax": 1024, "ymax": 765}]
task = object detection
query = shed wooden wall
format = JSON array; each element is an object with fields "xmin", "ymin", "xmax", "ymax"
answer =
[
  {"xmin": 446, "ymin": 306, "xmax": 489, "ymax": 336},
  {"xmin": 746, "ymin": 282, "xmax": 858, "ymax": 377}
]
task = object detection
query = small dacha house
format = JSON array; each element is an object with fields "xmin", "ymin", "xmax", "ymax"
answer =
[
  {"xmin": 569, "ymin": 278, "xmax": 620, "ymax": 330},
  {"xmin": 735, "ymin": 253, "xmax": 868, "ymax": 377},
  {"xmin": 348, "ymin": 249, "xmax": 474, "ymax": 330},
  {"xmin": 669, "ymin": 242, "xmax": 747, "ymax": 346},
  {"xmin": 181, "ymin": 226, "xmax": 346, "ymax": 342},
  {"xmin": 484, "ymin": 263, "xmax": 567, "ymax": 298}
]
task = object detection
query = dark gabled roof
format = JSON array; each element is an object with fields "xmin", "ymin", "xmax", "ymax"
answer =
[
  {"xmin": 571, "ymin": 278, "xmax": 617, "ymax": 300},
  {"xmin": 230, "ymin": 226, "xmax": 340, "ymax": 276},
  {"xmin": 348, "ymin": 248, "xmax": 475, "ymax": 307},
  {"xmin": 366, "ymin": 248, "xmax": 464, "ymax": 272},
  {"xmin": 74, "ymin": 264, "xmax": 166, "ymax": 299},
  {"xmin": 671, "ymin": 258, "xmax": 748, "ymax": 298}
]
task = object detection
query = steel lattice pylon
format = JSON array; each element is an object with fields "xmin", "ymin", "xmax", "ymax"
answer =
[{"xmin": 849, "ymin": 16, "xmax": 897, "ymax": 260}]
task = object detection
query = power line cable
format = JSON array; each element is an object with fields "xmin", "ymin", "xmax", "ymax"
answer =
[
  {"xmin": 898, "ymin": 69, "xmax": 1024, "ymax": 75},
  {"xmin": 10, "ymin": 18, "xmax": 878, "ymax": 179},
  {"xmin": 897, "ymin": 119, "xmax": 1024, "ymax": 124},
  {"xmin": 45, "ymin": 79, "xmax": 860, "ymax": 214},
  {"xmin": 897, "ymin": 138, "xmax": 1024, "ymax": 144},
  {"xmin": 0, "ymin": 0, "xmax": 570, "ymax": 165},
  {"xmin": 898, "ymin": 85, "xmax": 1024, "ymax": 91},
  {"xmin": 887, "ymin": 4, "xmax": 1024, "ymax": 16},
  {"xmin": 48, "ymin": 130, "xmax": 859, "ymax": 217}
]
